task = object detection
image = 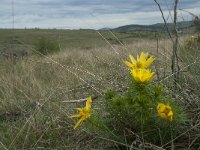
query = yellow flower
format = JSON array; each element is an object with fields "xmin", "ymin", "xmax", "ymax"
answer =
[
  {"xmin": 157, "ymin": 103, "xmax": 173, "ymax": 121},
  {"xmin": 131, "ymin": 69, "xmax": 155, "ymax": 83},
  {"xmin": 70, "ymin": 96, "xmax": 92, "ymax": 129},
  {"xmin": 124, "ymin": 52, "xmax": 155, "ymax": 69}
]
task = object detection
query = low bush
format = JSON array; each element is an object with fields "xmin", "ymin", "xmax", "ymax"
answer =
[
  {"xmin": 70, "ymin": 52, "xmax": 187, "ymax": 149},
  {"xmin": 35, "ymin": 37, "xmax": 60, "ymax": 55}
]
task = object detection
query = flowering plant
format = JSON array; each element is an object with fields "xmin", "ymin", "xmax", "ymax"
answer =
[{"xmin": 69, "ymin": 52, "xmax": 186, "ymax": 148}]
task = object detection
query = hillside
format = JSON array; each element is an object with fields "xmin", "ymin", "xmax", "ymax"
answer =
[{"xmin": 111, "ymin": 21, "xmax": 194, "ymax": 32}]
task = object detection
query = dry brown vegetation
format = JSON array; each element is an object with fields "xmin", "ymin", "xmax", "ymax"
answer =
[{"xmin": 0, "ymin": 30, "xmax": 200, "ymax": 149}]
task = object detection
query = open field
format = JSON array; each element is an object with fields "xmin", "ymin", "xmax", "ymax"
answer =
[
  {"xmin": 0, "ymin": 29, "xmax": 200, "ymax": 149},
  {"xmin": 0, "ymin": 29, "xmax": 166, "ymax": 52}
]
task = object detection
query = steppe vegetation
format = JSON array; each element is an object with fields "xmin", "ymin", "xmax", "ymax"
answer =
[{"xmin": 0, "ymin": 25, "xmax": 200, "ymax": 149}]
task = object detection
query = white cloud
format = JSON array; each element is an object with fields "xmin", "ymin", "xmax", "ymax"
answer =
[{"xmin": 0, "ymin": 0, "xmax": 200, "ymax": 29}]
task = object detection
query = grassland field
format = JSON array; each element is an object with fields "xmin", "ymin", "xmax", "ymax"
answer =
[{"xmin": 0, "ymin": 28, "xmax": 200, "ymax": 149}]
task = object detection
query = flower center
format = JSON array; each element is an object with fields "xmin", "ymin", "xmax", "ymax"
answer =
[{"xmin": 136, "ymin": 61, "xmax": 142, "ymax": 68}]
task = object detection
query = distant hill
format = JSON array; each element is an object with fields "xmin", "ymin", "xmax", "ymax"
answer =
[{"xmin": 104, "ymin": 21, "xmax": 195, "ymax": 32}]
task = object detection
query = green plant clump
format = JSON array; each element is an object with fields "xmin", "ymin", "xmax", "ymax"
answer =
[
  {"xmin": 184, "ymin": 36, "xmax": 200, "ymax": 51},
  {"xmin": 35, "ymin": 37, "xmax": 60, "ymax": 55},
  {"xmin": 70, "ymin": 52, "xmax": 187, "ymax": 149}
]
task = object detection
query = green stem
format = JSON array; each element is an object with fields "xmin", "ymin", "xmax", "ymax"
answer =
[
  {"xmin": 170, "ymin": 125, "xmax": 174, "ymax": 150},
  {"xmin": 141, "ymin": 113, "xmax": 144, "ymax": 145}
]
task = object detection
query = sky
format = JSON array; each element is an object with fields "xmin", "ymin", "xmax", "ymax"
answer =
[{"xmin": 0, "ymin": 0, "xmax": 200, "ymax": 29}]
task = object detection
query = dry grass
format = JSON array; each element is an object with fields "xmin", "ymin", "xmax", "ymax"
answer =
[{"xmin": 0, "ymin": 32, "xmax": 200, "ymax": 149}]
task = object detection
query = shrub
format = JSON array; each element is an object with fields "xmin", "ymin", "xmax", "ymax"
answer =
[
  {"xmin": 194, "ymin": 16, "xmax": 200, "ymax": 32},
  {"xmin": 184, "ymin": 36, "xmax": 200, "ymax": 51},
  {"xmin": 35, "ymin": 37, "xmax": 60, "ymax": 55}
]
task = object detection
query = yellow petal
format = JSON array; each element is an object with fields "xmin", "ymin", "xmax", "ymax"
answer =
[
  {"xmin": 136, "ymin": 55, "xmax": 140, "ymax": 62},
  {"xmin": 70, "ymin": 113, "xmax": 81, "ymax": 118},
  {"xmin": 140, "ymin": 52, "xmax": 148, "ymax": 62},
  {"xmin": 168, "ymin": 116, "xmax": 173, "ymax": 121},
  {"xmin": 76, "ymin": 108, "xmax": 82, "ymax": 110},
  {"xmin": 149, "ymin": 72, "xmax": 155, "ymax": 80},
  {"xmin": 124, "ymin": 61, "xmax": 134, "ymax": 68},
  {"xmin": 76, "ymin": 108, "xmax": 84, "ymax": 113},
  {"xmin": 73, "ymin": 117, "xmax": 84, "ymax": 129},
  {"xmin": 131, "ymin": 69, "xmax": 154, "ymax": 83},
  {"xmin": 157, "ymin": 103, "xmax": 166, "ymax": 113},
  {"xmin": 145, "ymin": 56, "xmax": 155, "ymax": 67},
  {"xmin": 126, "ymin": 52, "xmax": 155, "ymax": 70},
  {"xmin": 167, "ymin": 109, "xmax": 173, "ymax": 121},
  {"xmin": 86, "ymin": 96, "xmax": 92, "ymax": 111},
  {"xmin": 167, "ymin": 111, "xmax": 173, "ymax": 117},
  {"xmin": 129, "ymin": 54, "xmax": 137, "ymax": 64},
  {"xmin": 159, "ymin": 112, "xmax": 168, "ymax": 119},
  {"xmin": 165, "ymin": 105, "xmax": 172, "ymax": 112}
]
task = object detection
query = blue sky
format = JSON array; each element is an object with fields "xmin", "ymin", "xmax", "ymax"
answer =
[{"xmin": 0, "ymin": 0, "xmax": 200, "ymax": 29}]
